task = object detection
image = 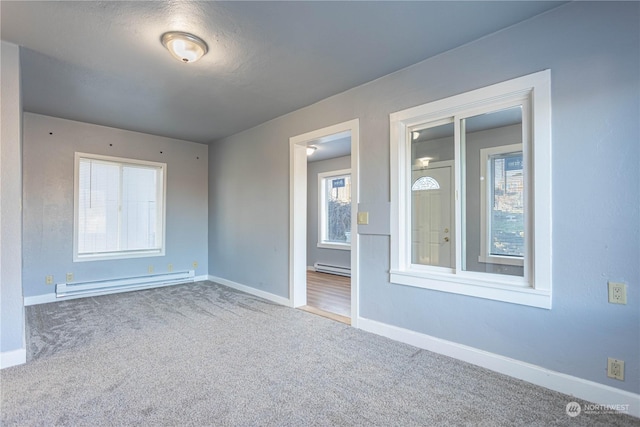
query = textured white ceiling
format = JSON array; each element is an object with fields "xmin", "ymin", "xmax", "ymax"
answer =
[{"xmin": 1, "ymin": 1, "xmax": 563, "ymax": 144}]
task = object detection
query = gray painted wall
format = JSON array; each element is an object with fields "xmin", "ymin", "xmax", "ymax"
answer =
[
  {"xmin": 208, "ymin": 2, "xmax": 639, "ymax": 393},
  {"xmin": 1, "ymin": 41, "xmax": 25, "ymax": 358},
  {"xmin": 307, "ymin": 155, "xmax": 351, "ymax": 269},
  {"xmin": 22, "ymin": 113, "xmax": 209, "ymax": 298}
]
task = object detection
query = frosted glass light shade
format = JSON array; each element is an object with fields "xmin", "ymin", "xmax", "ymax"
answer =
[{"xmin": 161, "ymin": 32, "xmax": 208, "ymax": 63}]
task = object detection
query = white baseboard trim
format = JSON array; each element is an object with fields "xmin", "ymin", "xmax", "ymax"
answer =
[
  {"xmin": 357, "ymin": 317, "xmax": 640, "ymax": 418},
  {"xmin": 194, "ymin": 275, "xmax": 209, "ymax": 282},
  {"xmin": 1, "ymin": 348, "xmax": 26, "ymax": 369},
  {"xmin": 207, "ymin": 275, "xmax": 291, "ymax": 307},
  {"xmin": 24, "ymin": 293, "xmax": 57, "ymax": 306},
  {"xmin": 306, "ymin": 266, "xmax": 315, "ymax": 272}
]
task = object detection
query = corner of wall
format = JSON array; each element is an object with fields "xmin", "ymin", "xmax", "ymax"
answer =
[{"xmin": 0, "ymin": 40, "xmax": 26, "ymax": 362}]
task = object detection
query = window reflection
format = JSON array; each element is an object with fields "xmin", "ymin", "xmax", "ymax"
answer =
[
  {"xmin": 412, "ymin": 176, "xmax": 441, "ymax": 191},
  {"xmin": 462, "ymin": 106, "xmax": 525, "ymax": 277},
  {"xmin": 410, "ymin": 121, "xmax": 454, "ymax": 268}
]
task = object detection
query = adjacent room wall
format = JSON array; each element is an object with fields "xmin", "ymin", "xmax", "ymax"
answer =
[
  {"xmin": 307, "ymin": 155, "xmax": 351, "ymax": 269},
  {"xmin": 22, "ymin": 113, "xmax": 209, "ymax": 299},
  {"xmin": 1, "ymin": 41, "xmax": 25, "ymax": 367},
  {"xmin": 209, "ymin": 1, "xmax": 639, "ymax": 394}
]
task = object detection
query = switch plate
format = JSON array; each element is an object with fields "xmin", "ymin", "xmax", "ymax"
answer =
[
  {"xmin": 193, "ymin": 261, "xmax": 198, "ymax": 269},
  {"xmin": 357, "ymin": 212, "xmax": 369, "ymax": 225},
  {"xmin": 148, "ymin": 265, "xmax": 154, "ymax": 274},
  {"xmin": 168, "ymin": 263, "xmax": 173, "ymax": 272},
  {"xmin": 608, "ymin": 282, "xmax": 627, "ymax": 304},
  {"xmin": 66, "ymin": 273, "xmax": 73, "ymax": 283},
  {"xmin": 45, "ymin": 275, "xmax": 54, "ymax": 285},
  {"xmin": 607, "ymin": 358, "xmax": 624, "ymax": 380}
]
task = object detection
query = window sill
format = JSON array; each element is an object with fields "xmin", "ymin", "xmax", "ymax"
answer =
[
  {"xmin": 317, "ymin": 242, "xmax": 351, "ymax": 251},
  {"xmin": 74, "ymin": 249, "xmax": 164, "ymax": 262},
  {"xmin": 390, "ymin": 269, "xmax": 551, "ymax": 309},
  {"xmin": 478, "ymin": 254, "xmax": 524, "ymax": 267}
]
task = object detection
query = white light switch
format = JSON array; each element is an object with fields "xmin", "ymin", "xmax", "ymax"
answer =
[{"xmin": 357, "ymin": 212, "xmax": 369, "ymax": 225}]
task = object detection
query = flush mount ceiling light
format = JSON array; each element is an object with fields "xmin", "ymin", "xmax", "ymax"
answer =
[
  {"xmin": 161, "ymin": 31, "xmax": 208, "ymax": 63},
  {"xmin": 306, "ymin": 146, "xmax": 317, "ymax": 156},
  {"xmin": 417, "ymin": 157, "xmax": 433, "ymax": 167}
]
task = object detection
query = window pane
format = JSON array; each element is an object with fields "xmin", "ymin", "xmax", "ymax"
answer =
[
  {"xmin": 490, "ymin": 153, "xmax": 524, "ymax": 257},
  {"xmin": 324, "ymin": 175, "xmax": 351, "ymax": 243},
  {"xmin": 410, "ymin": 121, "xmax": 454, "ymax": 267},
  {"xmin": 78, "ymin": 159, "xmax": 120, "ymax": 254},
  {"xmin": 76, "ymin": 155, "xmax": 165, "ymax": 259},
  {"xmin": 122, "ymin": 166, "xmax": 159, "ymax": 250},
  {"xmin": 462, "ymin": 106, "xmax": 524, "ymax": 277},
  {"xmin": 391, "ymin": 70, "xmax": 551, "ymax": 306}
]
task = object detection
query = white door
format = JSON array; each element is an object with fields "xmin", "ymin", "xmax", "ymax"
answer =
[{"xmin": 411, "ymin": 165, "xmax": 452, "ymax": 268}]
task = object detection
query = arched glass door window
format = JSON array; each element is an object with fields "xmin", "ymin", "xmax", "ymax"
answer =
[{"xmin": 412, "ymin": 176, "xmax": 440, "ymax": 191}]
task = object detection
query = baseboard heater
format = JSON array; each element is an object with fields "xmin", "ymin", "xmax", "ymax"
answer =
[
  {"xmin": 313, "ymin": 262, "xmax": 351, "ymax": 277},
  {"xmin": 56, "ymin": 270, "xmax": 195, "ymax": 299}
]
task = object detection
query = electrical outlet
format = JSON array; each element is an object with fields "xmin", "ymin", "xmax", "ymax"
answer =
[
  {"xmin": 148, "ymin": 265, "xmax": 154, "ymax": 274},
  {"xmin": 45, "ymin": 275, "xmax": 54, "ymax": 285},
  {"xmin": 607, "ymin": 358, "xmax": 624, "ymax": 380},
  {"xmin": 608, "ymin": 282, "xmax": 627, "ymax": 304},
  {"xmin": 66, "ymin": 273, "xmax": 73, "ymax": 283},
  {"xmin": 192, "ymin": 261, "xmax": 198, "ymax": 269},
  {"xmin": 168, "ymin": 263, "xmax": 173, "ymax": 272}
]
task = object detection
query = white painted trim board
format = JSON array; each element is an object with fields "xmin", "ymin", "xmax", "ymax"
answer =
[
  {"xmin": 1, "ymin": 348, "xmax": 26, "ymax": 369},
  {"xmin": 24, "ymin": 293, "xmax": 57, "ymax": 306},
  {"xmin": 358, "ymin": 316, "xmax": 639, "ymax": 418},
  {"xmin": 289, "ymin": 118, "xmax": 360, "ymax": 326},
  {"xmin": 207, "ymin": 275, "xmax": 291, "ymax": 307}
]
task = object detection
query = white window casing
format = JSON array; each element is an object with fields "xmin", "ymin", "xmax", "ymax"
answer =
[
  {"xmin": 73, "ymin": 152, "xmax": 167, "ymax": 262},
  {"xmin": 390, "ymin": 70, "xmax": 552, "ymax": 309}
]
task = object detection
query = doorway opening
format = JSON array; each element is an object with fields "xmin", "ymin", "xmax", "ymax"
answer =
[{"xmin": 289, "ymin": 120, "xmax": 359, "ymax": 326}]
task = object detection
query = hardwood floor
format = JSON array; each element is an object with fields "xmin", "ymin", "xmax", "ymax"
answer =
[{"xmin": 303, "ymin": 270, "xmax": 350, "ymax": 324}]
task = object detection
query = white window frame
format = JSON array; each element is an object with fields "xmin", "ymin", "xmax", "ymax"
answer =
[
  {"xmin": 390, "ymin": 70, "xmax": 552, "ymax": 309},
  {"xmin": 318, "ymin": 168, "xmax": 352, "ymax": 251},
  {"xmin": 73, "ymin": 152, "xmax": 167, "ymax": 262},
  {"xmin": 479, "ymin": 143, "xmax": 525, "ymax": 267}
]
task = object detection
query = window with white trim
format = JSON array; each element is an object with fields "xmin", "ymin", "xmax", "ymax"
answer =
[
  {"xmin": 318, "ymin": 169, "xmax": 351, "ymax": 250},
  {"xmin": 74, "ymin": 152, "xmax": 166, "ymax": 262},
  {"xmin": 390, "ymin": 70, "xmax": 552, "ymax": 308}
]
